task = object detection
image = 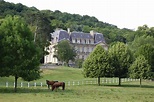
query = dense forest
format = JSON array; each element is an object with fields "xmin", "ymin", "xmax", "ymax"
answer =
[{"xmin": 0, "ymin": 0, "xmax": 136, "ymax": 44}]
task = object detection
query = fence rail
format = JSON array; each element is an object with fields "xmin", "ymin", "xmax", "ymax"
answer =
[{"xmin": 0, "ymin": 78, "xmax": 141, "ymax": 88}]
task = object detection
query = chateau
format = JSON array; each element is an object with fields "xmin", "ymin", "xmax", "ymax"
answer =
[{"xmin": 44, "ymin": 28, "xmax": 107, "ymax": 64}]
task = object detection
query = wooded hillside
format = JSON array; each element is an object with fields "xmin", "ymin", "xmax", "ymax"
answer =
[{"xmin": 0, "ymin": 0, "xmax": 136, "ymax": 45}]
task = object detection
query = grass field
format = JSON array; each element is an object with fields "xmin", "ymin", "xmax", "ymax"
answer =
[{"xmin": 0, "ymin": 66, "xmax": 154, "ymax": 102}]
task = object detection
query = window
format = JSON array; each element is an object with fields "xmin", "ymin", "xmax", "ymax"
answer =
[
  {"xmin": 82, "ymin": 55, "xmax": 84, "ymax": 60},
  {"xmin": 82, "ymin": 47, "xmax": 84, "ymax": 52},
  {"xmin": 87, "ymin": 39, "xmax": 89, "ymax": 44},
  {"xmin": 84, "ymin": 47, "xmax": 87, "ymax": 52},
  {"xmin": 87, "ymin": 47, "xmax": 89, "ymax": 52},
  {"xmin": 89, "ymin": 40, "xmax": 91, "ymax": 44}
]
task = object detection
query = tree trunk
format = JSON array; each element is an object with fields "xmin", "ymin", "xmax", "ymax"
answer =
[
  {"xmin": 65, "ymin": 61, "xmax": 69, "ymax": 67},
  {"xmin": 140, "ymin": 78, "xmax": 142, "ymax": 87},
  {"xmin": 14, "ymin": 76, "xmax": 18, "ymax": 92},
  {"xmin": 98, "ymin": 76, "xmax": 100, "ymax": 86},
  {"xmin": 118, "ymin": 77, "xmax": 121, "ymax": 86}
]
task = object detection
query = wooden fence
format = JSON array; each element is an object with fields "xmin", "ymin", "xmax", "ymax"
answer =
[{"xmin": 0, "ymin": 78, "xmax": 140, "ymax": 88}]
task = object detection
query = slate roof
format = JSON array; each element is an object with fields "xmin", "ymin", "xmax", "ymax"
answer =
[
  {"xmin": 94, "ymin": 33, "xmax": 105, "ymax": 44},
  {"xmin": 70, "ymin": 32, "xmax": 93, "ymax": 39},
  {"xmin": 52, "ymin": 30, "xmax": 69, "ymax": 43},
  {"xmin": 52, "ymin": 29, "xmax": 106, "ymax": 44}
]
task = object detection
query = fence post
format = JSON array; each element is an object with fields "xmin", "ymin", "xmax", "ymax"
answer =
[
  {"xmin": 73, "ymin": 81, "xmax": 75, "ymax": 85},
  {"xmin": 78, "ymin": 81, "xmax": 79, "ymax": 85},
  {"xmin": 6, "ymin": 82, "xmax": 8, "ymax": 87},
  {"xmin": 14, "ymin": 82, "xmax": 15, "ymax": 87},
  {"xmin": 34, "ymin": 82, "xmax": 36, "ymax": 87},
  {"xmin": 41, "ymin": 82, "xmax": 42, "ymax": 87},
  {"xmin": 28, "ymin": 82, "xmax": 29, "ymax": 88},
  {"xmin": 21, "ymin": 82, "xmax": 23, "ymax": 87}
]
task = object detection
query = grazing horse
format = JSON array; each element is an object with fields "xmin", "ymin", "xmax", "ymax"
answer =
[
  {"xmin": 52, "ymin": 82, "xmax": 65, "ymax": 91},
  {"xmin": 46, "ymin": 80, "xmax": 58, "ymax": 89}
]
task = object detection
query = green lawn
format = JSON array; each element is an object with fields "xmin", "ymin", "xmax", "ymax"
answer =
[{"xmin": 0, "ymin": 66, "xmax": 154, "ymax": 102}]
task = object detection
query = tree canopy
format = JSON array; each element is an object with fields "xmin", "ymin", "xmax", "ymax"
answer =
[
  {"xmin": 83, "ymin": 45, "xmax": 112, "ymax": 85},
  {"xmin": 0, "ymin": 15, "xmax": 41, "ymax": 92},
  {"xmin": 54, "ymin": 40, "xmax": 76, "ymax": 66},
  {"xmin": 108, "ymin": 42, "xmax": 133, "ymax": 85},
  {"xmin": 129, "ymin": 55, "xmax": 151, "ymax": 87}
]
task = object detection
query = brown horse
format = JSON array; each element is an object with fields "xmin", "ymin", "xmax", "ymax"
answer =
[
  {"xmin": 46, "ymin": 80, "xmax": 58, "ymax": 89},
  {"xmin": 52, "ymin": 81, "xmax": 65, "ymax": 91}
]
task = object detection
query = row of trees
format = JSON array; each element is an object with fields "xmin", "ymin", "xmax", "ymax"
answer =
[{"xmin": 83, "ymin": 43, "xmax": 153, "ymax": 87}]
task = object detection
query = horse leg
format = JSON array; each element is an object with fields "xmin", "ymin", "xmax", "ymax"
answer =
[
  {"xmin": 55, "ymin": 87, "xmax": 57, "ymax": 92},
  {"xmin": 52, "ymin": 86, "xmax": 55, "ymax": 91},
  {"xmin": 62, "ymin": 83, "xmax": 65, "ymax": 90},
  {"xmin": 48, "ymin": 85, "xmax": 50, "ymax": 89}
]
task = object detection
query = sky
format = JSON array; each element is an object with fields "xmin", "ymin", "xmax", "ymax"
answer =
[{"xmin": 5, "ymin": 0, "xmax": 154, "ymax": 29}]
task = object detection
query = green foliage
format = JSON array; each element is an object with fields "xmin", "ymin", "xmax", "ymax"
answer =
[
  {"xmin": 135, "ymin": 44, "xmax": 154, "ymax": 71},
  {"xmin": 135, "ymin": 25, "xmax": 154, "ymax": 37},
  {"xmin": 129, "ymin": 55, "xmax": 151, "ymax": 79},
  {"xmin": 109, "ymin": 42, "xmax": 133, "ymax": 85},
  {"xmin": 83, "ymin": 45, "xmax": 112, "ymax": 85},
  {"xmin": 75, "ymin": 59, "xmax": 83, "ymax": 68},
  {"xmin": 55, "ymin": 40, "xmax": 76, "ymax": 66},
  {"xmin": 129, "ymin": 55, "xmax": 151, "ymax": 87},
  {"xmin": 129, "ymin": 35, "xmax": 154, "ymax": 52},
  {"xmin": 0, "ymin": 15, "xmax": 41, "ymax": 91}
]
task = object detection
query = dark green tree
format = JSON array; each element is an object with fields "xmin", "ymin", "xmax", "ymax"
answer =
[
  {"xmin": 129, "ymin": 55, "xmax": 151, "ymax": 87},
  {"xmin": 83, "ymin": 45, "xmax": 112, "ymax": 85},
  {"xmin": 0, "ymin": 15, "xmax": 41, "ymax": 92},
  {"xmin": 55, "ymin": 40, "xmax": 76, "ymax": 66},
  {"xmin": 108, "ymin": 42, "xmax": 133, "ymax": 86}
]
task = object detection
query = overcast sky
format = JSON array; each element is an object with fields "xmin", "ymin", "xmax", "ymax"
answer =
[{"xmin": 5, "ymin": 0, "xmax": 154, "ymax": 29}]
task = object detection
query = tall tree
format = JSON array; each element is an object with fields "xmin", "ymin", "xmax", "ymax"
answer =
[
  {"xmin": 108, "ymin": 42, "xmax": 133, "ymax": 86},
  {"xmin": 129, "ymin": 55, "xmax": 151, "ymax": 87},
  {"xmin": 135, "ymin": 44, "xmax": 154, "ymax": 79},
  {"xmin": 83, "ymin": 45, "xmax": 112, "ymax": 85},
  {"xmin": 55, "ymin": 40, "xmax": 76, "ymax": 66},
  {"xmin": 0, "ymin": 15, "xmax": 41, "ymax": 92}
]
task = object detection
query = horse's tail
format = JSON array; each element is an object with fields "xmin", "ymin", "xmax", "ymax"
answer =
[{"xmin": 62, "ymin": 82, "xmax": 65, "ymax": 90}]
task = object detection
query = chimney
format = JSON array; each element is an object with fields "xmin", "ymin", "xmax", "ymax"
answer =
[{"xmin": 90, "ymin": 30, "xmax": 96, "ymax": 37}]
